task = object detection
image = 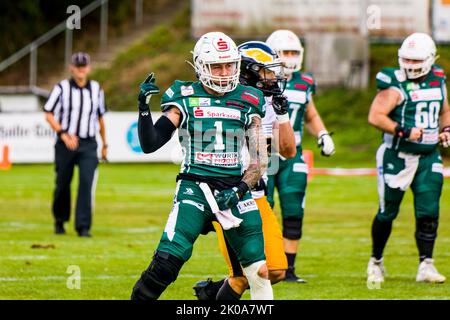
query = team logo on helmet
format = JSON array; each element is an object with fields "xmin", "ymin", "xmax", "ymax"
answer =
[
  {"xmin": 214, "ymin": 38, "xmax": 230, "ymax": 51},
  {"xmin": 241, "ymin": 48, "xmax": 274, "ymax": 63}
]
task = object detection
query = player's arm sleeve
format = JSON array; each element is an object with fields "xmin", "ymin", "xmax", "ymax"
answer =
[
  {"xmin": 138, "ymin": 111, "xmax": 177, "ymax": 154},
  {"xmin": 138, "ymin": 84, "xmax": 182, "ymax": 153},
  {"xmin": 44, "ymin": 84, "xmax": 62, "ymax": 114}
]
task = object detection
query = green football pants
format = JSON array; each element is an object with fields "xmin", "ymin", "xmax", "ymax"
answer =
[
  {"xmin": 267, "ymin": 147, "xmax": 308, "ymax": 220},
  {"xmin": 375, "ymin": 144, "xmax": 443, "ymax": 222},
  {"xmin": 156, "ymin": 180, "xmax": 265, "ymax": 267}
]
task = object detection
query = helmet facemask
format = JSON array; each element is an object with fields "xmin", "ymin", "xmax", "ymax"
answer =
[
  {"xmin": 194, "ymin": 58, "xmax": 241, "ymax": 94},
  {"xmin": 240, "ymin": 58, "xmax": 285, "ymax": 96},
  {"xmin": 398, "ymin": 56, "xmax": 435, "ymax": 80},
  {"xmin": 278, "ymin": 50, "xmax": 303, "ymax": 76}
]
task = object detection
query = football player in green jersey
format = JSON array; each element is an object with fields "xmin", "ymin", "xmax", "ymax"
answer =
[
  {"xmin": 367, "ymin": 33, "xmax": 450, "ymax": 284},
  {"xmin": 193, "ymin": 41, "xmax": 297, "ymax": 300},
  {"xmin": 265, "ymin": 30, "xmax": 335, "ymax": 283},
  {"xmin": 130, "ymin": 32, "xmax": 273, "ymax": 300}
]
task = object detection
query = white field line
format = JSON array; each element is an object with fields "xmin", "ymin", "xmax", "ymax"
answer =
[{"xmin": 0, "ymin": 273, "xmax": 227, "ymax": 282}]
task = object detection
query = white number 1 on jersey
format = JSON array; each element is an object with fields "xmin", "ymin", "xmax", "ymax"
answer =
[{"xmin": 214, "ymin": 121, "xmax": 225, "ymax": 151}]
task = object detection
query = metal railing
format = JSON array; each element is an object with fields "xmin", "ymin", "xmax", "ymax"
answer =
[{"xmin": 0, "ymin": 0, "xmax": 145, "ymax": 90}]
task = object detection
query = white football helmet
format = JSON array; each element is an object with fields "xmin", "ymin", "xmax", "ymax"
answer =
[
  {"xmin": 398, "ymin": 33, "xmax": 436, "ymax": 79},
  {"xmin": 192, "ymin": 32, "xmax": 241, "ymax": 93},
  {"xmin": 266, "ymin": 30, "xmax": 304, "ymax": 75}
]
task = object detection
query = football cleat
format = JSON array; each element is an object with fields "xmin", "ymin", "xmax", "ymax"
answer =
[
  {"xmin": 193, "ymin": 278, "xmax": 223, "ymax": 300},
  {"xmin": 416, "ymin": 258, "xmax": 446, "ymax": 283},
  {"xmin": 367, "ymin": 257, "xmax": 385, "ymax": 283},
  {"xmin": 284, "ymin": 267, "xmax": 307, "ymax": 283}
]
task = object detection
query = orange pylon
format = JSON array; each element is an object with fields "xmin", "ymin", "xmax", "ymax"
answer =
[
  {"xmin": 302, "ymin": 149, "xmax": 314, "ymax": 181},
  {"xmin": 0, "ymin": 145, "xmax": 12, "ymax": 170}
]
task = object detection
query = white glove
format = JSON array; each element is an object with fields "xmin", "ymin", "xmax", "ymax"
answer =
[{"xmin": 318, "ymin": 130, "xmax": 335, "ymax": 156}]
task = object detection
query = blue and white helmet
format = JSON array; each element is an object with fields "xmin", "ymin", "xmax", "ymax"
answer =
[{"xmin": 238, "ymin": 41, "xmax": 284, "ymax": 96}]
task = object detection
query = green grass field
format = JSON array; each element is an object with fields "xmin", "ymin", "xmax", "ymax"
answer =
[{"xmin": 1, "ymin": 163, "xmax": 449, "ymax": 300}]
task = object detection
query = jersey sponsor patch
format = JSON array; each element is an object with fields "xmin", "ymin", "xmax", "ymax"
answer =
[
  {"xmin": 420, "ymin": 128, "xmax": 439, "ymax": 144},
  {"xmin": 376, "ymin": 72, "xmax": 392, "ymax": 84},
  {"xmin": 165, "ymin": 87, "xmax": 174, "ymax": 98},
  {"xmin": 284, "ymin": 89, "xmax": 307, "ymax": 104},
  {"xmin": 194, "ymin": 152, "xmax": 239, "ymax": 167},
  {"xmin": 241, "ymin": 90, "xmax": 260, "ymax": 105},
  {"xmin": 409, "ymin": 88, "xmax": 443, "ymax": 102},
  {"xmin": 294, "ymin": 83, "xmax": 308, "ymax": 90},
  {"xmin": 189, "ymin": 97, "xmax": 211, "ymax": 107},
  {"xmin": 193, "ymin": 106, "xmax": 240, "ymax": 119},
  {"xmin": 181, "ymin": 85, "xmax": 194, "ymax": 96},
  {"xmin": 293, "ymin": 162, "xmax": 308, "ymax": 173},
  {"xmin": 429, "ymin": 81, "xmax": 441, "ymax": 87},
  {"xmin": 236, "ymin": 199, "xmax": 258, "ymax": 214},
  {"xmin": 406, "ymin": 82, "xmax": 420, "ymax": 91},
  {"xmin": 432, "ymin": 163, "xmax": 443, "ymax": 174}
]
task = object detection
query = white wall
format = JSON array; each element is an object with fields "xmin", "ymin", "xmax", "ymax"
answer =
[{"xmin": 0, "ymin": 112, "xmax": 183, "ymax": 163}]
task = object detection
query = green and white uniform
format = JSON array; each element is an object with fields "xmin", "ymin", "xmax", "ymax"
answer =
[
  {"xmin": 157, "ymin": 80, "xmax": 266, "ymax": 266},
  {"xmin": 267, "ymin": 71, "xmax": 316, "ymax": 224},
  {"xmin": 375, "ymin": 65, "xmax": 447, "ymax": 222}
]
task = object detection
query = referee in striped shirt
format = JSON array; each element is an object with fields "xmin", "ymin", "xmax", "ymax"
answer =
[{"xmin": 44, "ymin": 52, "xmax": 108, "ymax": 237}]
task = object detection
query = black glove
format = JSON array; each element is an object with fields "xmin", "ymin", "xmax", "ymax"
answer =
[
  {"xmin": 138, "ymin": 73, "xmax": 160, "ymax": 113},
  {"xmin": 214, "ymin": 181, "xmax": 249, "ymax": 211},
  {"xmin": 272, "ymin": 95, "xmax": 289, "ymax": 116}
]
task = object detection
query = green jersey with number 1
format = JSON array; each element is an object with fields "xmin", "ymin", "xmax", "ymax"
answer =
[
  {"xmin": 376, "ymin": 65, "xmax": 447, "ymax": 154},
  {"xmin": 283, "ymin": 71, "xmax": 316, "ymax": 148},
  {"xmin": 161, "ymin": 80, "xmax": 265, "ymax": 177}
]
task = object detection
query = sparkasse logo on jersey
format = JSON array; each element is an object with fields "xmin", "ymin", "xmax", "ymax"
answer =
[
  {"xmin": 409, "ymin": 88, "xmax": 443, "ymax": 102},
  {"xmin": 193, "ymin": 107, "xmax": 240, "ymax": 120}
]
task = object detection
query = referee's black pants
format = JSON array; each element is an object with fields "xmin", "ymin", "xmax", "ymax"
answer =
[{"xmin": 52, "ymin": 138, "xmax": 99, "ymax": 232}]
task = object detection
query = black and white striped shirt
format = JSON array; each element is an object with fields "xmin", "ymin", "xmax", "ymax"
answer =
[{"xmin": 44, "ymin": 79, "xmax": 107, "ymax": 139}]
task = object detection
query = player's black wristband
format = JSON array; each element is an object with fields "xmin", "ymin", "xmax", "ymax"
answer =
[
  {"xmin": 394, "ymin": 125, "xmax": 411, "ymax": 138},
  {"xmin": 235, "ymin": 181, "xmax": 250, "ymax": 199},
  {"xmin": 441, "ymin": 126, "xmax": 450, "ymax": 133}
]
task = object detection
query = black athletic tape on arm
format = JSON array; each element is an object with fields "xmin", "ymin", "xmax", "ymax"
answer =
[{"xmin": 138, "ymin": 112, "xmax": 176, "ymax": 153}]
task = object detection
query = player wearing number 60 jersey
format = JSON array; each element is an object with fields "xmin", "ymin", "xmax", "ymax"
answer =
[
  {"xmin": 367, "ymin": 33, "xmax": 450, "ymax": 285},
  {"xmin": 265, "ymin": 30, "xmax": 335, "ymax": 283}
]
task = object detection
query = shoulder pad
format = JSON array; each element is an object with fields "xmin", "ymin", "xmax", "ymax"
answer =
[
  {"xmin": 432, "ymin": 65, "xmax": 446, "ymax": 79},
  {"xmin": 376, "ymin": 68, "xmax": 403, "ymax": 90},
  {"xmin": 161, "ymin": 80, "xmax": 196, "ymax": 107}
]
